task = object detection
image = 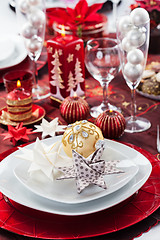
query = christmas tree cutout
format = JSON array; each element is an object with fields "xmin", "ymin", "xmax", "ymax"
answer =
[
  {"xmin": 50, "ymin": 49, "xmax": 64, "ymax": 100},
  {"xmin": 75, "ymin": 58, "xmax": 84, "ymax": 96},
  {"xmin": 67, "ymin": 71, "xmax": 76, "ymax": 96}
]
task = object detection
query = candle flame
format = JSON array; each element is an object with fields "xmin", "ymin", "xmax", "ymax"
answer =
[
  {"xmin": 17, "ymin": 80, "xmax": 21, "ymax": 88},
  {"xmin": 61, "ymin": 25, "xmax": 65, "ymax": 37},
  {"xmin": 109, "ymin": 109, "xmax": 113, "ymax": 113},
  {"xmin": 73, "ymin": 92, "xmax": 77, "ymax": 98}
]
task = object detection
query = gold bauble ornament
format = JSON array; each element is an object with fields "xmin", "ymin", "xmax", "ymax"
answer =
[{"xmin": 62, "ymin": 120, "xmax": 104, "ymax": 158}]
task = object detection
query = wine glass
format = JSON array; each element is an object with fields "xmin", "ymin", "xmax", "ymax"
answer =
[
  {"xmin": 116, "ymin": 9, "xmax": 151, "ymax": 133},
  {"xmin": 85, "ymin": 37, "xmax": 120, "ymax": 118},
  {"xmin": 16, "ymin": 0, "xmax": 49, "ymax": 99}
]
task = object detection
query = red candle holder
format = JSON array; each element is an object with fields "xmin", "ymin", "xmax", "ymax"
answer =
[
  {"xmin": 60, "ymin": 96, "xmax": 90, "ymax": 124},
  {"xmin": 3, "ymin": 70, "xmax": 33, "ymax": 94},
  {"xmin": 95, "ymin": 110, "xmax": 126, "ymax": 139},
  {"xmin": 3, "ymin": 71, "xmax": 33, "ymax": 122}
]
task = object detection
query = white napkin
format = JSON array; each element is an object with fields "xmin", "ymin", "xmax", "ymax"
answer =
[{"xmin": 16, "ymin": 138, "xmax": 72, "ymax": 181}]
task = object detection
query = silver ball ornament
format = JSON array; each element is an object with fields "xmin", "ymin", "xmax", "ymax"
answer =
[
  {"xmin": 122, "ymin": 37, "xmax": 135, "ymax": 52},
  {"xmin": 22, "ymin": 22, "xmax": 36, "ymax": 39},
  {"xmin": 130, "ymin": 8, "xmax": 149, "ymax": 27},
  {"xmin": 118, "ymin": 16, "xmax": 133, "ymax": 34},
  {"xmin": 18, "ymin": 0, "xmax": 30, "ymax": 13},
  {"xmin": 28, "ymin": 9, "xmax": 45, "ymax": 28},
  {"xmin": 28, "ymin": 0, "xmax": 41, "ymax": 5},
  {"xmin": 27, "ymin": 38, "xmax": 42, "ymax": 53},
  {"xmin": 127, "ymin": 28, "xmax": 146, "ymax": 48},
  {"xmin": 124, "ymin": 62, "xmax": 143, "ymax": 82},
  {"xmin": 127, "ymin": 49, "xmax": 144, "ymax": 65}
]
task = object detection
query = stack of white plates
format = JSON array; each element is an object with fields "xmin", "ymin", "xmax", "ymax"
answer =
[{"xmin": 0, "ymin": 136, "xmax": 152, "ymax": 216}]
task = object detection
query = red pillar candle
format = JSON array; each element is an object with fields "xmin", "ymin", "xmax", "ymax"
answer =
[
  {"xmin": 47, "ymin": 32, "xmax": 85, "ymax": 106},
  {"xmin": 6, "ymin": 80, "xmax": 32, "ymax": 122}
]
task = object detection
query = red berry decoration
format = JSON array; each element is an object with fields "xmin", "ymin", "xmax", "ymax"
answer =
[
  {"xmin": 95, "ymin": 109, "xmax": 125, "ymax": 139},
  {"xmin": 60, "ymin": 96, "xmax": 90, "ymax": 124}
]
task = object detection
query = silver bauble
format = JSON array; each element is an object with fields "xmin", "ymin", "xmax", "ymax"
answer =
[
  {"xmin": 124, "ymin": 62, "xmax": 143, "ymax": 82},
  {"xmin": 127, "ymin": 49, "xmax": 144, "ymax": 65},
  {"xmin": 28, "ymin": 9, "xmax": 45, "ymax": 28},
  {"xmin": 127, "ymin": 28, "xmax": 146, "ymax": 48},
  {"xmin": 18, "ymin": 0, "xmax": 30, "ymax": 13},
  {"xmin": 28, "ymin": 0, "xmax": 41, "ymax": 5},
  {"xmin": 122, "ymin": 37, "xmax": 135, "ymax": 52},
  {"xmin": 118, "ymin": 16, "xmax": 133, "ymax": 33},
  {"xmin": 130, "ymin": 8, "xmax": 149, "ymax": 27},
  {"xmin": 27, "ymin": 38, "xmax": 42, "ymax": 53},
  {"xmin": 22, "ymin": 22, "xmax": 36, "ymax": 39}
]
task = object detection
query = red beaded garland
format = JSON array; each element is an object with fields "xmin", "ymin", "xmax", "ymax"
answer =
[
  {"xmin": 95, "ymin": 110, "xmax": 125, "ymax": 139},
  {"xmin": 60, "ymin": 96, "xmax": 90, "ymax": 124}
]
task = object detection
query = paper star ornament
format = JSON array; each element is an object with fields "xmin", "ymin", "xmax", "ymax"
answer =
[
  {"xmin": 0, "ymin": 122, "xmax": 33, "ymax": 146},
  {"xmin": 16, "ymin": 138, "xmax": 72, "ymax": 181},
  {"xmin": 58, "ymin": 141, "xmax": 123, "ymax": 193},
  {"xmin": 34, "ymin": 118, "xmax": 66, "ymax": 139}
]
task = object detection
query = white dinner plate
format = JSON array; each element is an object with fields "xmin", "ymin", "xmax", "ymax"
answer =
[
  {"xmin": 0, "ymin": 35, "xmax": 27, "ymax": 70},
  {"xmin": 0, "ymin": 35, "xmax": 15, "ymax": 63},
  {"xmin": 136, "ymin": 89, "xmax": 160, "ymax": 101},
  {"xmin": 14, "ymin": 154, "xmax": 139, "ymax": 204},
  {"xmin": 0, "ymin": 137, "xmax": 152, "ymax": 216},
  {"xmin": 45, "ymin": 0, "xmax": 106, "ymax": 8}
]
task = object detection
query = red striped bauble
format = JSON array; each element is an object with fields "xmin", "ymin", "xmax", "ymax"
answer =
[
  {"xmin": 60, "ymin": 96, "xmax": 90, "ymax": 124},
  {"xmin": 95, "ymin": 110, "xmax": 125, "ymax": 139}
]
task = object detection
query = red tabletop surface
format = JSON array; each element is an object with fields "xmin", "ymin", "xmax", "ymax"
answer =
[{"xmin": 0, "ymin": 49, "xmax": 160, "ymax": 239}]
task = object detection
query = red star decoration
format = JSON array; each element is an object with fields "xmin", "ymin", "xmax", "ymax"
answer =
[{"xmin": 1, "ymin": 122, "xmax": 33, "ymax": 146}]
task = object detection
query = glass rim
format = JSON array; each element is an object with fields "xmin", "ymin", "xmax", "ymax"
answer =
[
  {"xmin": 86, "ymin": 37, "xmax": 118, "ymax": 51},
  {"xmin": 3, "ymin": 70, "xmax": 33, "ymax": 82}
]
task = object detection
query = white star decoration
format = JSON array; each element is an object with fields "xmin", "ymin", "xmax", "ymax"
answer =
[
  {"xmin": 34, "ymin": 118, "xmax": 66, "ymax": 139},
  {"xmin": 75, "ymin": 44, "xmax": 81, "ymax": 51},
  {"xmin": 58, "ymin": 141, "xmax": 123, "ymax": 193},
  {"xmin": 16, "ymin": 138, "xmax": 72, "ymax": 180},
  {"xmin": 47, "ymin": 46, "xmax": 53, "ymax": 54},
  {"xmin": 58, "ymin": 49, "xmax": 63, "ymax": 56},
  {"xmin": 52, "ymin": 49, "xmax": 59, "ymax": 58},
  {"xmin": 67, "ymin": 54, "xmax": 74, "ymax": 63}
]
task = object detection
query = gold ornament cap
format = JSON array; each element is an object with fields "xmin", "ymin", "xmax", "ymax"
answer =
[{"xmin": 62, "ymin": 120, "xmax": 104, "ymax": 158}]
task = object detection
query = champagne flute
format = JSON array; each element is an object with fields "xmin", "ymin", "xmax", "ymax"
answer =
[
  {"xmin": 117, "ymin": 8, "xmax": 151, "ymax": 133},
  {"xmin": 85, "ymin": 37, "xmax": 120, "ymax": 118},
  {"xmin": 16, "ymin": 0, "xmax": 49, "ymax": 99}
]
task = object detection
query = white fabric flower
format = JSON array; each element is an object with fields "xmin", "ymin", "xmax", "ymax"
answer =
[{"xmin": 16, "ymin": 138, "xmax": 72, "ymax": 181}]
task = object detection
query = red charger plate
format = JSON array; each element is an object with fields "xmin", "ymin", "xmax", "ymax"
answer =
[{"xmin": 0, "ymin": 144, "xmax": 160, "ymax": 239}]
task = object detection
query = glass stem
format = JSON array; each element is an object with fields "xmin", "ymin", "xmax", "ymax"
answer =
[
  {"xmin": 131, "ymin": 87, "xmax": 136, "ymax": 122},
  {"xmin": 102, "ymin": 82, "xmax": 109, "ymax": 108},
  {"xmin": 112, "ymin": 2, "xmax": 117, "ymax": 29},
  {"xmin": 33, "ymin": 58, "xmax": 38, "ymax": 89}
]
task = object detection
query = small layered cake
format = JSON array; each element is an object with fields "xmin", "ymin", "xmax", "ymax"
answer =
[{"xmin": 7, "ymin": 88, "xmax": 32, "ymax": 122}]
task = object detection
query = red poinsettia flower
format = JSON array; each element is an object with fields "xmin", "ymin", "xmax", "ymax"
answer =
[
  {"xmin": 46, "ymin": 0, "xmax": 103, "ymax": 29},
  {"xmin": 1, "ymin": 122, "xmax": 33, "ymax": 146},
  {"xmin": 66, "ymin": 0, "xmax": 103, "ymax": 26},
  {"xmin": 134, "ymin": 0, "xmax": 160, "ymax": 12}
]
